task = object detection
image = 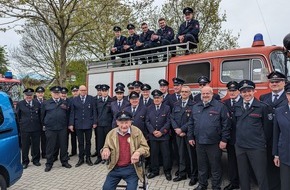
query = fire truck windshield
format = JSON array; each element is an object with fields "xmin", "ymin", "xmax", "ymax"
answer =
[{"xmin": 270, "ymin": 50, "xmax": 290, "ymax": 80}]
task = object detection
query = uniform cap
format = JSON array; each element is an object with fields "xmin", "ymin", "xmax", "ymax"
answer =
[
  {"xmin": 141, "ymin": 83, "xmax": 151, "ymax": 91},
  {"xmin": 172, "ymin": 77, "xmax": 185, "ymax": 85},
  {"xmin": 61, "ymin": 87, "xmax": 69, "ymax": 94},
  {"xmin": 197, "ymin": 76, "xmax": 210, "ymax": 84},
  {"xmin": 183, "ymin": 7, "xmax": 193, "ymax": 14},
  {"xmin": 23, "ymin": 88, "xmax": 34, "ymax": 96},
  {"xmin": 127, "ymin": 24, "xmax": 135, "ymax": 30},
  {"xmin": 226, "ymin": 81, "xmax": 239, "ymax": 91},
  {"xmin": 127, "ymin": 82, "xmax": 134, "ymax": 89},
  {"xmin": 129, "ymin": 91, "xmax": 139, "ymax": 99},
  {"xmin": 116, "ymin": 82, "xmax": 125, "ymax": 88},
  {"xmin": 132, "ymin": 80, "xmax": 143, "ymax": 87},
  {"xmin": 238, "ymin": 80, "xmax": 255, "ymax": 91},
  {"xmin": 151, "ymin": 89, "xmax": 163, "ymax": 97},
  {"xmin": 35, "ymin": 86, "xmax": 45, "ymax": 93},
  {"xmin": 113, "ymin": 26, "xmax": 121, "ymax": 32},
  {"xmin": 50, "ymin": 86, "xmax": 62, "ymax": 93},
  {"xmin": 116, "ymin": 111, "xmax": 132, "ymax": 121},
  {"xmin": 284, "ymin": 82, "xmax": 290, "ymax": 93},
  {"xmin": 101, "ymin": 84, "xmax": 110, "ymax": 91},
  {"xmin": 267, "ymin": 71, "xmax": 286, "ymax": 81},
  {"xmin": 71, "ymin": 85, "xmax": 79, "ymax": 91},
  {"xmin": 115, "ymin": 87, "xmax": 125, "ymax": 93},
  {"xmin": 95, "ymin": 84, "xmax": 102, "ymax": 90},
  {"xmin": 158, "ymin": 79, "xmax": 169, "ymax": 86}
]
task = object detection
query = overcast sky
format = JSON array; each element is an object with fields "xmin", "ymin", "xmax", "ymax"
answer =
[{"xmin": 0, "ymin": 0, "xmax": 289, "ymax": 49}]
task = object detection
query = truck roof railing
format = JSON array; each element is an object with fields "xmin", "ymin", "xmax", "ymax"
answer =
[{"xmin": 88, "ymin": 41, "xmax": 197, "ymax": 69}]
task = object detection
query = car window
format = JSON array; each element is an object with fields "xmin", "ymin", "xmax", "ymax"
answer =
[{"xmin": 0, "ymin": 106, "xmax": 4, "ymax": 126}]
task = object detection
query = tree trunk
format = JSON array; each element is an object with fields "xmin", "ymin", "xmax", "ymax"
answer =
[{"xmin": 59, "ymin": 41, "xmax": 67, "ymax": 86}]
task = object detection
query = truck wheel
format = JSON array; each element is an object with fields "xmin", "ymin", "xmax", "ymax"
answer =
[{"xmin": 0, "ymin": 174, "xmax": 7, "ymax": 190}]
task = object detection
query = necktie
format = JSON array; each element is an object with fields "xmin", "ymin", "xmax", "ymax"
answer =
[
  {"xmin": 81, "ymin": 96, "xmax": 85, "ymax": 104},
  {"xmin": 103, "ymin": 98, "xmax": 106, "ymax": 102},
  {"xmin": 182, "ymin": 101, "xmax": 186, "ymax": 108},
  {"xmin": 245, "ymin": 102, "xmax": 250, "ymax": 110},
  {"xmin": 232, "ymin": 99, "xmax": 236, "ymax": 107},
  {"xmin": 132, "ymin": 107, "xmax": 136, "ymax": 115},
  {"xmin": 156, "ymin": 105, "xmax": 160, "ymax": 111},
  {"xmin": 118, "ymin": 101, "xmax": 121, "ymax": 108},
  {"xmin": 273, "ymin": 94, "xmax": 279, "ymax": 103},
  {"xmin": 39, "ymin": 99, "xmax": 43, "ymax": 104},
  {"xmin": 28, "ymin": 101, "xmax": 32, "ymax": 107},
  {"xmin": 55, "ymin": 99, "xmax": 59, "ymax": 104},
  {"xmin": 177, "ymin": 94, "xmax": 181, "ymax": 100},
  {"xmin": 186, "ymin": 21, "xmax": 188, "ymax": 27},
  {"xmin": 144, "ymin": 99, "xmax": 147, "ymax": 105}
]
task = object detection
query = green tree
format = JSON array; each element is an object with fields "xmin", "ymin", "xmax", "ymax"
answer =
[
  {"xmin": 159, "ymin": 0, "xmax": 239, "ymax": 52},
  {"xmin": 0, "ymin": 46, "xmax": 8, "ymax": 74}
]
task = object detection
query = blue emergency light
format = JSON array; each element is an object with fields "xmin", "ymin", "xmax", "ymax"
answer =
[{"xmin": 4, "ymin": 71, "xmax": 13, "ymax": 79}]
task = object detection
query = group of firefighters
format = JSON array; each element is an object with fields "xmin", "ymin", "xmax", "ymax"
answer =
[
  {"xmin": 15, "ymin": 69, "xmax": 290, "ymax": 190},
  {"xmin": 110, "ymin": 7, "xmax": 199, "ymax": 64}
]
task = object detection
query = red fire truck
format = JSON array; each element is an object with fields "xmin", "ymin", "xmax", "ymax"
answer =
[{"xmin": 87, "ymin": 34, "xmax": 290, "ymax": 99}]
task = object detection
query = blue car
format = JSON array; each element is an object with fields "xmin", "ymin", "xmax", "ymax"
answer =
[{"xmin": 0, "ymin": 92, "xmax": 23, "ymax": 189}]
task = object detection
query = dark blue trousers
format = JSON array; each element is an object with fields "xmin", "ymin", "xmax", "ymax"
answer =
[{"xmin": 103, "ymin": 164, "xmax": 138, "ymax": 190}]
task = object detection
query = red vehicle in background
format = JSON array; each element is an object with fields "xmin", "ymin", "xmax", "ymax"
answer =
[{"xmin": 0, "ymin": 71, "xmax": 23, "ymax": 107}]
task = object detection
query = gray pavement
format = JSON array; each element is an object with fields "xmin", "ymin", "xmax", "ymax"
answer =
[
  {"xmin": 9, "ymin": 153, "xmax": 237, "ymax": 190},
  {"xmin": 9, "ymin": 134, "xmax": 256, "ymax": 190}
]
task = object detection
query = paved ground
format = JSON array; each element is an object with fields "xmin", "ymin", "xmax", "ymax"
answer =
[{"xmin": 9, "ymin": 153, "xmax": 239, "ymax": 190}]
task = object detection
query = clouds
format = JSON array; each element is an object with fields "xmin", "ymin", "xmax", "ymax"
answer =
[{"xmin": 220, "ymin": 0, "xmax": 290, "ymax": 47}]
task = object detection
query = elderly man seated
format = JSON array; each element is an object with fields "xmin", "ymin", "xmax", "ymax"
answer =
[{"xmin": 101, "ymin": 111, "xmax": 150, "ymax": 190}]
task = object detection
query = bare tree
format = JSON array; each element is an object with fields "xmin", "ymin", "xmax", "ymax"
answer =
[{"xmin": 11, "ymin": 21, "xmax": 78, "ymax": 85}]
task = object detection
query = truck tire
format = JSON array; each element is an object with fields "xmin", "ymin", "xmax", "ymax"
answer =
[{"xmin": 0, "ymin": 174, "xmax": 7, "ymax": 190}]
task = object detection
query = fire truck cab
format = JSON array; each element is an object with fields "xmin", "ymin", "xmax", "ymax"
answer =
[{"xmin": 87, "ymin": 34, "xmax": 290, "ymax": 99}]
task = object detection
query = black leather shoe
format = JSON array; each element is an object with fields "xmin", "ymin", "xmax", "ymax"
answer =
[
  {"xmin": 173, "ymin": 175, "xmax": 187, "ymax": 182},
  {"xmin": 22, "ymin": 164, "xmax": 28, "ymax": 169},
  {"xmin": 189, "ymin": 178, "xmax": 198, "ymax": 186},
  {"xmin": 194, "ymin": 185, "xmax": 206, "ymax": 190},
  {"xmin": 94, "ymin": 157, "xmax": 102, "ymax": 165},
  {"xmin": 223, "ymin": 184, "xmax": 239, "ymax": 190},
  {"xmin": 86, "ymin": 158, "xmax": 93, "ymax": 166},
  {"xmin": 62, "ymin": 163, "xmax": 72, "ymax": 168},
  {"xmin": 91, "ymin": 152, "xmax": 98, "ymax": 157},
  {"xmin": 165, "ymin": 173, "xmax": 172, "ymax": 181},
  {"xmin": 75, "ymin": 159, "xmax": 84, "ymax": 167},
  {"xmin": 175, "ymin": 170, "xmax": 179, "ymax": 176},
  {"xmin": 44, "ymin": 166, "xmax": 52, "ymax": 172},
  {"xmin": 33, "ymin": 162, "xmax": 41, "ymax": 166},
  {"xmin": 147, "ymin": 173, "xmax": 158, "ymax": 179}
]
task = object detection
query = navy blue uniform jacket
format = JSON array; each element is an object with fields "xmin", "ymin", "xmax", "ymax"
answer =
[
  {"xmin": 124, "ymin": 105, "xmax": 148, "ymax": 137},
  {"xmin": 155, "ymin": 26, "xmax": 175, "ymax": 42},
  {"xmin": 273, "ymin": 105, "xmax": 290, "ymax": 166},
  {"xmin": 113, "ymin": 35, "xmax": 127, "ymax": 52},
  {"xmin": 186, "ymin": 99, "xmax": 230, "ymax": 144},
  {"xmin": 146, "ymin": 104, "xmax": 171, "ymax": 141},
  {"xmin": 138, "ymin": 30, "xmax": 154, "ymax": 47},
  {"xmin": 96, "ymin": 97, "xmax": 114, "ymax": 127},
  {"xmin": 111, "ymin": 99, "xmax": 130, "ymax": 128},
  {"xmin": 223, "ymin": 97, "xmax": 243, "ymax": 145},
  {"xmin": 69, "ymin": 95, "xmax": 97, "ymax": 129},
  {"xmin": 234, "ymin": 98, "xmax": 272, "ymax": 149},
  {"xmin": 171, "ymin": 100, "xmax": 195, "ymax": 133},
  {"xmin": 126, "ymin": 33, "xmax": 139, "ymax": 50},
  {"xmin": 176, "ymin": 19, "xmax": 200, "ymax": 42},
  {"xmin": 41, "ymin": 99, "xmax": 69, "ymax": 130},
  {"xmin": 16, "ymin": 99, "xmax": 42, "ymax": 132}
]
